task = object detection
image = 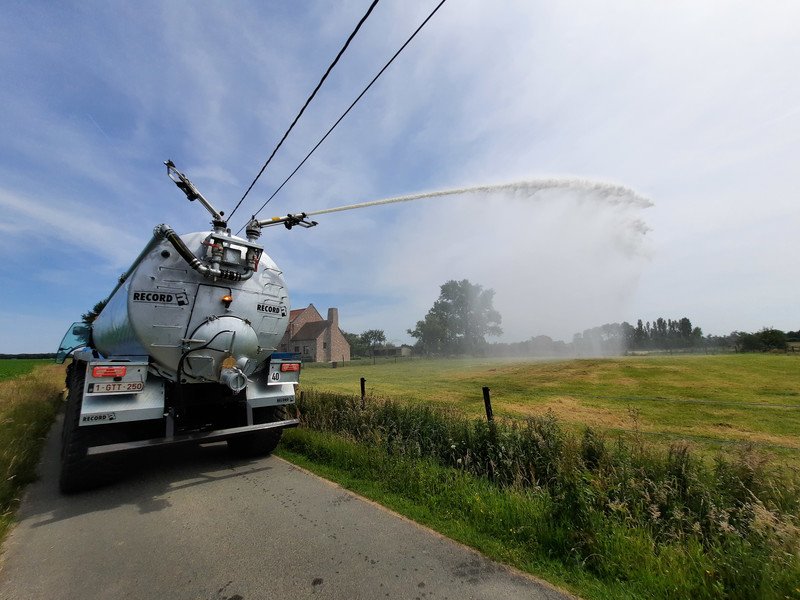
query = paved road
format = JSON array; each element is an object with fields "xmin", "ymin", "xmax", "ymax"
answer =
[{"xmin": 0, "ymin": 418, "xmax": 574, "ymax": 600}]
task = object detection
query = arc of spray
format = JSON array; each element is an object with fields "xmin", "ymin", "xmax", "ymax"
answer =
[{"xmin": 305, "ymin": 179, "xmax": 652, "ymax": 218}]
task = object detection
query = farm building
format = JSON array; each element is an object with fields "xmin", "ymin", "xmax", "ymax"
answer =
[
  {"xmin": 373, "ymin": 345, "xmax": 413, "ymax": 358},
  {"xmin": 279, "ymin": 304, "xmax": 351, "ymax": 363}
]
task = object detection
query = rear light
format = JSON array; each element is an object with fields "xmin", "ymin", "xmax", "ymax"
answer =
[
  {"xmin": 92, "ymin": 366, "xmax": 127, "ymax": 378},
  {"xmin": 280, "ymin": 363, "xmax": 301, "ymax": 373}
]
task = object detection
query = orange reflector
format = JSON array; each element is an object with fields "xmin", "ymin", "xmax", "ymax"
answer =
[
  {"xmin": 92, "ymin": 366, "xmax": 127, "ymax": 378},
  {"xmin": 280, "ymin": 363, "xmax": 301, "ymax": 373},
  {"xmin": 221, "ymin": 294, "xmax": 233, "ymax": 304}
]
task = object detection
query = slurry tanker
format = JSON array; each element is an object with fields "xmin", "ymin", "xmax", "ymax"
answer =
[
  {"xmin": 56, "ymin": 162, "xmax": 319, "ymax": 492},
  {"xmin": 55, "ymin": 161, "xmax": 649, "ymax": 493}
]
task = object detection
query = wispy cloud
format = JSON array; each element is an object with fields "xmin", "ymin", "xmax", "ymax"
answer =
[
  {"xmin": 0, "ymin": 188, "xmax": 142, "ymax": 266},
  {"xmin": 1, "ymin": 1, "xmax": 799, "ymax": 352}
]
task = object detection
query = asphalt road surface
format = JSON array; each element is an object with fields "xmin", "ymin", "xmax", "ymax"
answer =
[{"xmin": 0, "ymin": 418, "xmax": 575, "ymax": 600}]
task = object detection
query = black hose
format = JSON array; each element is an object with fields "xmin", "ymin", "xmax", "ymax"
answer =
[
  {"xmin": 160, "ymin": 226, "xmax": 206, "ymax": 271},
  {"xmin": 157, "ymin": 225, "xmax": 253, "ymax": 281}
]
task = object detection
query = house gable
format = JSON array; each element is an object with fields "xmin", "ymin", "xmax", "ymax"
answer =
[{"xmin": 279, "ymin": 304, "xmax": 351, "ymax": 362}]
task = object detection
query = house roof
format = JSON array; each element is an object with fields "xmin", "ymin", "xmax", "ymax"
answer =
[
  {"xmin": 289, "ymin": 303, "xmax": 322, "ymax": 323},
  {"xmin": 293, "ymin": 321, "xmax": 329, "ymax": 341}
]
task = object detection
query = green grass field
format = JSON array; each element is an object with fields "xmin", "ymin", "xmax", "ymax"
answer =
[
  {"xmin": 0, "ymin": 359, "xmax": 51, "ymax": 382},
  {"xmin": 300, "ymin": 354, "xmax": 800, "ymax": 462},
  {"xmin": 291, "ymin": 354, "xmax": 800, "ymax": 598}
]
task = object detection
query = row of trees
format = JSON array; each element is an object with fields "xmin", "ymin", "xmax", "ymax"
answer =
[
  {"xmin": 399, "ymin": 279, "xmax": 796, "ymax": 357},
  {"xmin": 629, "ymin": 318, "xmax": 703, "ymax": 349},
  {"xmin": 82, "ymin": 279, "xmax": 793, "ymax": 359},
  {"xmin": 342, "ymin": 329, "xmax": 387, "ymax": 358},
  {"xmin": 494, "ymin": 324, "xmax": 798, "ymax": 358},
  {"xmin": 576, "ymin": 319, "xmax": 705, "ymax": 355},
  {"xmin": 720, "ymin": 328, "xmax": 796, "ymax": 352}
]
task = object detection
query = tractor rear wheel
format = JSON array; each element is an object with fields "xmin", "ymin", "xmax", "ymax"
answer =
[{"xmin": 59, "ymin": 362, "xmax": 113, "ymax": 493}]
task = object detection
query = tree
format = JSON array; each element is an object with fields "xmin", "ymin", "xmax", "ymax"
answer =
[
  {"xmin": 758, "ymin": 328, "xmax": 787, "ymax": 351},
  {"xmin": 732, "ymin": 328, "xmax": 787, "ymax": 352},
  {"xmin": 360, "ymin": 329, "xmax": 386, "ymax": 356},
  {"xmin": 408, "ymin": 279, "xmax": 502, "ymax": 355},
  {"xmin": 82, "ymin": 299, "xmax": 108, "ymax": 324},
  {"xmin": 342, "ymin": 331, "xmax": 369, "ymax": 357},
  {"xmin": 734, "ymin": 331, "xmax": 764, "ymax": 352},
  {"xmin": 633, "ymin": 319, "xmax": 647, "ymax": 349},
  {"xmin": 678, "ymin": 317, "xmax": 693, "ymax": 344}
]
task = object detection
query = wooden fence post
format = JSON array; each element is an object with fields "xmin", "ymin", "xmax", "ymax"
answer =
[
  {"xmin": 482, "ymin": 386, "xmax": 493, "ymax": 422},
  {"xmin": 360, "ymin": 377, "xmax": 366, "ymax": 409}
]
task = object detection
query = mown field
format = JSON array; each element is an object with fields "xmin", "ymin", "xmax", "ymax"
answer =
[{"xmin": 300, "ymin": 354, "xmax": 800, "ymax": 464}]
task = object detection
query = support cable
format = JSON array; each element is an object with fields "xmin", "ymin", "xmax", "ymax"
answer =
[
  {"xmin": 238, "ymin": 0, "xmax": 448, "ymax": 233},
  {"xmin": 228, "ymin": 0, "xmax": 381, "ymax": 222}
]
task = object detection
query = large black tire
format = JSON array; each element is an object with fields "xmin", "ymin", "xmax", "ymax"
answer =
[
  {"xmin": 227, "ymin": 406, "xmax": 286, "ymax": 457},
  {"xmin": 59, "ymin": 362, "xmax": 113, "ymax": 493},
  {"xmin": 226, "ymin": 428, "xmax": 283, "ymax": 458}
]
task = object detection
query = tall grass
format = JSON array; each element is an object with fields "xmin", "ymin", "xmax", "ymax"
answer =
[
  {"xmin": 294, "ymin": 390, "xmax": 800, "ymax": 599},
  {"xmin": 0, "ymin": 364, "xmax": 64, "ymax": 542}
]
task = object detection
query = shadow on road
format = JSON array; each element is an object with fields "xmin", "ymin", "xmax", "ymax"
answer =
[{"xmin": 20, "ymin": 416, "xmax": 275, "ymax": 530}]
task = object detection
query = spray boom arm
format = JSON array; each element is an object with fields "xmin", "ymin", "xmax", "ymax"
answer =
[
  {"xmin": 165, "ymin": 160, "xmax": 226, "ymax": 226},
  {"xmin": 243, "ymin": 188, "xmax": 463, "ymax": 237},
  {"xmin": 251, "ymin": 213, "xmax": 318, "ymax": 231}
]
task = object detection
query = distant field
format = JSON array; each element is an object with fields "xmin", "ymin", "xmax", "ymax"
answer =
[
  {"xmin": 0, "ymin": 359, "xmax": 51, "ymax": 382},
  {"xmin": 301, "ymin": 354, "xmax": 800, "ymax": 462}
]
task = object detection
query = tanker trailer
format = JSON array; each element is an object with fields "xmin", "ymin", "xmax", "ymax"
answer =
[{"xmin": 55, "ymin": 162, "xmax": 312, "ymax": 493}]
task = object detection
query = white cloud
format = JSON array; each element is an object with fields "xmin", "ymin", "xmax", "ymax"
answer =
[
  {"xmin": 1, "ymin": 0, "xmax": 799, "ymax": 352},
  {"xmin": 0, "ymin": 188, "xmax": 143, "ymax": 267}
]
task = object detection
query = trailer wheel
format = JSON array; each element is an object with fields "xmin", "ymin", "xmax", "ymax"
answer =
[
  {"xmin": 59, "ymin": 362, "xmax": 111, "ymax": 493},
  {"xmin": 226, "ymin": 429, "xmax": 283, "ymax": 457},
  {"xmin": 226, "ymin": 407, "xmax": 284, "ymax": 457}
]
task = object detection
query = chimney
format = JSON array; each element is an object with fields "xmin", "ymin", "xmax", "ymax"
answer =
[
  {"xmin": 327, "ymin": 307, "xmax": 338, "ymax": 328},
  {"xmin": 325, "ymin": 308, "xmax": 338, "ymax": 362}
]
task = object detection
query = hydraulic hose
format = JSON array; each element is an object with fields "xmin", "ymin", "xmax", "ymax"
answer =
[{"xmin": 155, "ymin": 224, "xmax": 254, "ymax": 282}]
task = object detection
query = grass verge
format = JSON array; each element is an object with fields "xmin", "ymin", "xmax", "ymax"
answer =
[
  {"xmin": 280, "ymin": 390, "xmax": 800, "ymax": 600},
  {"xmin": 0, "ymin": 363, "xmax": 64, "ymax": 544}
]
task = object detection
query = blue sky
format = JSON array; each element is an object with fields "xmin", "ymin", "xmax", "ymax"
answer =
[{"xmin": 1, "ymin": 1, "xmax": 798, "ymax": 353}]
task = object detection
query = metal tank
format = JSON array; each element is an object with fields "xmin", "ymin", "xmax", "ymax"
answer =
[{"xmin": 92, "ymin": 228, "xmax": 290, "ymax": 390}]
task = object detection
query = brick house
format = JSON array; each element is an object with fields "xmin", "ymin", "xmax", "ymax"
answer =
[{"xmin": 279, "ymin": 304, "xmax": 351, "ymax": 363}]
